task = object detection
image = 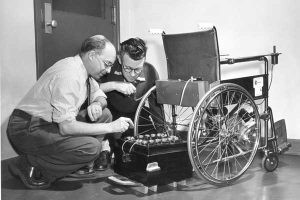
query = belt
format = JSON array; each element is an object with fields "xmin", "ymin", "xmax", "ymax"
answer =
[{"xmin": 12, "ymin": 109, "xmax": 54, "ymax": 126}]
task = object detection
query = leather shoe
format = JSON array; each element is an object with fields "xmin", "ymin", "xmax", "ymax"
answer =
[
  {"xmin": 94, "ymin": 151, "xmax": 111, "ymax": 171},
  {"xmin": 8, "ymin": 156, "xmax": 51, "ymax": 189}
]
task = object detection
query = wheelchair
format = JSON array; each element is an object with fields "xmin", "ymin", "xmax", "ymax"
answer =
[{"xmin": 132, "ymin": 26, "xmax": 289, "ymax": 186}]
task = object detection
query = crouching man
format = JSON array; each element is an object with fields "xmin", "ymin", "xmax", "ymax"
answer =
[{"xmin": 7, "ymin": 35, "xmax": 133, "ymax": 189}]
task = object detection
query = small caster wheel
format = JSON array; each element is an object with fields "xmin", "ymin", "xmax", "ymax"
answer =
[{"xmin": 262, "ymin": 154, "xmax": 279, "ymax": 172}]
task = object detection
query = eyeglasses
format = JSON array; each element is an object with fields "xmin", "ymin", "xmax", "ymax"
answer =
[
  {"xmin": 95, "ymin": 53, "xmax": 114, "ymax": 69},
  {"xmin": 102, "ymin": 59, "xmax": 114, "ymax": 69},
  {"xmin": 122, "ymin": 65, "xmax": 143, "ymax": 74}
]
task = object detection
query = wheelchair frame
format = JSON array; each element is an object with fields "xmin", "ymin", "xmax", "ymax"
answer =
[
  {"xmin": 132, "ymin": 28, "xmax": 289, "ymax": 187},
  {"xmin": 220, "ymin": 50, "xmax": 280, "ymax": 156}
]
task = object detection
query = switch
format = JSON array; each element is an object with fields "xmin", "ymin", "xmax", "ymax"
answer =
[{"xmin": 253, "ymin": 77, "xmax": 263, "ymax": 97}]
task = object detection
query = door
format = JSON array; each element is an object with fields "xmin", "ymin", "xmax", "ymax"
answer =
[{"xmin": 34, "ymin": 0, "xmax": 120, "ymax": 78}]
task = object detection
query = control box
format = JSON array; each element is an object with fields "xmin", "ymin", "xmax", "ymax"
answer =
[{"xmin": 156, "ymin": 79, "xmax": 209, "ymax": 107}]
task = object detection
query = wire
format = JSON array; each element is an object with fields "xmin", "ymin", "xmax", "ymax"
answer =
[
  {"xmin": 121, "ymin": 139, "xmax": 132, "ymax": 154},
  {"xmin": 268, "ymin": 63, "xmax": 274, "ymax": 92},
  {"xmin": 179, "ymin": 77, "xmax": 193, "ymax": 106},
  {"xmin": 129, "ymin": 141, "xmax": 139, "ymax": 153},
  {"xmin": 121, "ymin": 137, "xmax": 139, "ymax": 154}
]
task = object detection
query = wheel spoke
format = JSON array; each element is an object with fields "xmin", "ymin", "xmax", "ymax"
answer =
[
  {"xmin": 188, "ymin": 83, "xmax": 260, "ymax": 185},
  {"xmin": 135, "ymin": 86, "xmax": 193, "ymax": 139}
]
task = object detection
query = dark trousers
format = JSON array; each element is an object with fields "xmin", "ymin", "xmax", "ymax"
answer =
[{"xmin": 7, "ymin": 108, "xmax": 112, "ymax": 182}]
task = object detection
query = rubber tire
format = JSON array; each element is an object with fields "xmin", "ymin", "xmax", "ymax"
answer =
[{"xmin": 262, "ymin": 154, "xmax": 279, "ymax": 172}]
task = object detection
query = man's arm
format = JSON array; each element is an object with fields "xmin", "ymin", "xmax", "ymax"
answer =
[
  {"xmin": 92, "ymin": 96, "xmax": 107, "ymax": 109},
  {"xmin": 88, "ymin": 78, "xmax": 108, "ymax": 121},
  {"xmin": 100, "ymin": 81, "xmax": 136, "ymax": 95},
  {"xmin": 99, "ymin": 81, "xmax": 118, "ymax": 93},
  {"xmin": 87, "ymin": 96, "xmax": 107, "ymax": 122},
  {"xmin": 50, "ymin": 76, "xmax": 134, "ymax": 136},
  {"xmin": 58, "ymin": 117, "xmax": 134, "ymax": 136},
  {"xmin": 59, "ymin": 120, "xmax": 113, "ymax": 136}
]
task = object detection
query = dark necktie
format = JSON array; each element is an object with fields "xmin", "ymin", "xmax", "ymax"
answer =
[{"xmin": 87, "ymin": 75, "xmax": 91, "ymax": 106}]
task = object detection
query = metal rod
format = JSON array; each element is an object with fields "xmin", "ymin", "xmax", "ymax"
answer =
[
  {"xmin": 172, "ymin": 105, "xmax": 176, "ymax": 135},
  {"xmin": 220, "ymin": 55, "xmax": 265, "ymax": 65},
  {"xmin": 220, "ymin": 53, "xmax": 281, "ymax": 65},
  {"xmin": 220, "ymin": 51, "xmax": 278, "ymax": 150},
  {"xmin": 263, "ymin": 57, "xmax": 269, "ymax": 149}
]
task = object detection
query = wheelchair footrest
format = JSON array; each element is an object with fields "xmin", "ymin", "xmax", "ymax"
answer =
[
  {"xmin": 275, "ymin": 119, "xmax": 290, "ymax": 154},
  {"xmin": 278, "ymin": 142, "xmax": 292, "ymax": 154}
]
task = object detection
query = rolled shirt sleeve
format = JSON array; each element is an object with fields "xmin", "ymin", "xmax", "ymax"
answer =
[
  {"xmin": 89, "ymin": 77, "xmax": 107, "ymax": 102},
  {"xmin": 50, "ymin": 77, "xmax": 81, "ymax": 123}
]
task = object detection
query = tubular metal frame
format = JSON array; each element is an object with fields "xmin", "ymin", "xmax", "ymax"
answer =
[{"xmin": 220, "ymin": 52, "xmax": 281, "ymax": 152}]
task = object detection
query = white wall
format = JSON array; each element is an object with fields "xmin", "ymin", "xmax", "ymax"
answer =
[
  {"xmin": 120, "ymin": 0, "xmax": 300, "ymax": 139},
  {"xmin": 1, "ymin": 0, "xmax": 299, "ymax": 160},
  {"xmin": 1, "ymin": 0, "xmax": 36, "ymax": 159}
]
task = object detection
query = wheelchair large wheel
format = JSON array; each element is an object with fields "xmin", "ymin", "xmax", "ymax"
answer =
[
  {"xmin": 188, "ymin": 83, "xmax": 261, "ymax": 186},
  {"xmin": 134, "ymin": 86, "xmax": 194, "ymax": 137}
]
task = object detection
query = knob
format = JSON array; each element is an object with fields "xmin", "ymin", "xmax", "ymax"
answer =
[{"xmin": 46, "ymin": 20, "xmax": 58, "ymax": 28}]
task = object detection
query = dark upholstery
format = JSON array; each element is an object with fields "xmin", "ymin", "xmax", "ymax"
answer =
[{"xmin": 162, "ymin": 27, "xmax": 220, "ymax": 83}]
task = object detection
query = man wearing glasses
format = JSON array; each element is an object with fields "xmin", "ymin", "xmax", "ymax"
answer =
[
  {"xmin": 6, "ymin": 35, "xmax": 134, "ymax": 189},
  {"xmin": 96, "ymin": 38, "xmax": 159, "ymax": 170}
]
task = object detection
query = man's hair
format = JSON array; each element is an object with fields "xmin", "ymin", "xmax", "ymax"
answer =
[
  {"xmin": 79, "ymin": 35, "xmax": 110, "ymax": 57},
  {"xmin": 120, "ymin": 38, "xmax": 147, "ymax": 60}
]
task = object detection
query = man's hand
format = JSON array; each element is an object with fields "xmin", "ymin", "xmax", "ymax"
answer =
[
  {"xmin": 115, "ymin": 82, "xmax": 136, "ymax": 95},
  {"xmin": 87, "ymin": 102, "xmax": 102, "ymax": 122},
  {"xmin": 110, "ymin": 117, "xmax": 134, "ymax": 133}
]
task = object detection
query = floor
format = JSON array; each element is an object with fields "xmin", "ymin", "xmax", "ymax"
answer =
[{"xmin": 2, "ymin": 139, "xmax": 300, "ymax": 200}]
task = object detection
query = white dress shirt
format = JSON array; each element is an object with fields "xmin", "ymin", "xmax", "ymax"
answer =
[{"xmin": 17, "ymin": 55, "xmax": 106, "ymax": 123}]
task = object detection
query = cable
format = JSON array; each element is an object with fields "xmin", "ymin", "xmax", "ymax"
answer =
[
  {"xmin": 129, "ymin": 141, "xmax": 139, "ymax": 153},
  {"xmin": 121, "ymin": 137, "xmax": 139, "ymax": 154},
  {"xmin": 121, "ymin": 139, "xmax": 132, "ymax": 154},
  {"xmin": 179, "ymin": 77, "xmax": 194, "ymax": 106},
  {"xmin": 268, "ymin": 63, "xmax": 274, "ymax": 92}
]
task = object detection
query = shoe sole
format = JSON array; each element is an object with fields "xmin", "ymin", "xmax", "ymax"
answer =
[
  {"xmin": 94, "ymin": 168, "xmax": 107, "ymax": 172},
  {"xmin": 67, "ymin": 171, "xmax": 96, "ymax": 178},
  {"xmin": 8, "ymin": 161, "xmax": 51, "ymax": 190},
  {"xmin": 94, "ymin": 166, "xmax": 108, "ymax": 171}
]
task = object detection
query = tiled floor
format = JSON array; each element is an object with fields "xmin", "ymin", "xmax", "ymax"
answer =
[{"xmin": 2, "ymin": 152, "xmax": 300, "ymax": 200}]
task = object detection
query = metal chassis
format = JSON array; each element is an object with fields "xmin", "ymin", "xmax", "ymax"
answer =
[{"xmin": 220, "ymin": 49, "xmax": 282, "ymax": 156}]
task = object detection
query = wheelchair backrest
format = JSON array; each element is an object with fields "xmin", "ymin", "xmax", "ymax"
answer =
[{"xmin": 162, "ymin": 27, "xmax": 221, "ymax": 83}]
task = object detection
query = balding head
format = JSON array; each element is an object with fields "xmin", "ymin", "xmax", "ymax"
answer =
[
  {"xmin": 91, "ymin": 35, "xmax": 106, "ymax": 40},
  {"xmin": 80, "ymin": 35, "xmax": 116, "ymax": 79},
  {"xmin": 79, "ymin": 35, "xmax": 115, "ymax": 57}
]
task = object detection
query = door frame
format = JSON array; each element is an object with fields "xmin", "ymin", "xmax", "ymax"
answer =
[{"xmin": 33, "ymin": 0, "xmax": 120, "ymax": 79}]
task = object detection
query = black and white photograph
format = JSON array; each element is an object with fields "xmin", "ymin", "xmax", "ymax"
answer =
[{"xmin": 1, "ymin": 0, "xmax": 300, "ymax": 199}]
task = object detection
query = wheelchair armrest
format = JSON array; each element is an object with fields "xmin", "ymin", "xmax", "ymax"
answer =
[{"xmin": 220, "ymin": 52, "xmax": 281, "ymax": 65}]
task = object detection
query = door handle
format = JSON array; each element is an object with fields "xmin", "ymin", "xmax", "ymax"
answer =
[
  {"xmin": 111, "ymin": 5, "xmax": 116, "ymax": 25},
  {"xmin": 46, "ymin": 20, "xmax": 58, "ymax": 28},
  {"xmin": 44, "ymin": 3, "xmax": 57, "ymax": 34}
]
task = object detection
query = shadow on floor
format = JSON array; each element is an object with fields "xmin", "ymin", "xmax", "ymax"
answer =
[{"xmin": 2, "ymin": 154, "xmax": 300, "ymax": 200}]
